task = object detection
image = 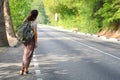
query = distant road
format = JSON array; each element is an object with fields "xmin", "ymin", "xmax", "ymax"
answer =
[{"xmin": 34, "ymin": 25, "xmax": 120, "ymax": 80}]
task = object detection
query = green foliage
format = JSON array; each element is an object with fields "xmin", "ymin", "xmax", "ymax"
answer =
[
  {"xmin": 44, "ymin": 0, "xmax": 120, "ymax": 33},
  {"xmin": 9, "ymin": 0, "xmax": 117, "ymax": 34},
  {"xmin": 95, "ymin": 0, "xmax": 120, "ymax": 28},
  {"xmin": 31, "ymin": 0, "xmax": 49, "ymax": 24},
  {"xmin": 9, "ymin": 0, "xmax": 31, "ymax": 31}
]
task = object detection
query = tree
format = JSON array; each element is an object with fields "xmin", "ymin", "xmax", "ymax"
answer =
[
  {"xmin": 9, "ymin": 0, "xmax": 32, "ymax": 31},
  {"xmin": 95, "ymin": 0, "xmax": 119, "ymax": 26},
  {"xmin": 0, "ymin": 0, "xmax": 9, "ymax": 46},
  {"xmin": 31, "ymin": 0, "xmax": 48, "ymax": 24},
  {"xmin": 4, "ymin": 0, "xmax": 18, "ymax": 47},
  {"xmin": 4, "ymin": 0, "xmax": 15, "ymax": 37}
]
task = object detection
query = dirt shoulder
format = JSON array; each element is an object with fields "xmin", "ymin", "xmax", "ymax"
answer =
[{"xmin": 97, "ymin": 29, "xmax": 120, "ymax": 40}]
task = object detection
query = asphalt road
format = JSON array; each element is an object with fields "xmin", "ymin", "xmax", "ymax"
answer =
[
  {"xmin": 35, "ymin": 25, "xmax": 120, "ymax": 80},
  {"xmin": 0, "ymin": 24, "xmax": 120, "ymax": 80}
]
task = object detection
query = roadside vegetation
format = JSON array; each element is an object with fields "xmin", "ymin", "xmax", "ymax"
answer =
[
  {"xmin": 9, "ymin": 0, "xmax": 31, "ymax": 32},
  {"xmin": 43, "ymin": 0, "xmax": 120, "ymax": 36},
  {"xmin": 0, "ymin": 0, "xmax": 119, "ymax": 46},
  {"xmin": 9, "ymin": 0, "xmax": 120, "ymax": 35},
  {"xmin": 9, "ymin": 0, "xmax": 48, "ymax": 32}
]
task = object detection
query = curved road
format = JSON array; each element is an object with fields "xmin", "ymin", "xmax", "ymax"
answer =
[{"xmin": 34, "ymin": 25, "xmax": 120, "ymax": 80}]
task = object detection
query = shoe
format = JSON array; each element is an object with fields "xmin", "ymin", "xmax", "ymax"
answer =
[
  {"xmin": 24, "ymin": 71, "xmax": 32, "ymax": 75},
  {"xmin": 20, "ymin": 70, "xmax": 31, "ymax": 75}
]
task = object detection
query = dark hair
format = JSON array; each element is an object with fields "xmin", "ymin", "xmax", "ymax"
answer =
[{"xmin": 24, "ymin": 10, "xmax": 38, "ymax": 22}]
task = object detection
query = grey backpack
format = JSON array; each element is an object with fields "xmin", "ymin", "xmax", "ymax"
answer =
[{"xmin": 17, "ymin": 22, "xmax": 34, "ymax": 44}]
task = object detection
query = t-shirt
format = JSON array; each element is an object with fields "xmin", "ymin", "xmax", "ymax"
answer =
[{"xmin": 31, "ymin": 21, "xmax": 37, "ymax": 29}]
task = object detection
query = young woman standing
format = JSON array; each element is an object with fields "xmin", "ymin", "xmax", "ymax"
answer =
[{"xmin": 20, "ymin": 10, "xmax": 38, "ymax": 75}]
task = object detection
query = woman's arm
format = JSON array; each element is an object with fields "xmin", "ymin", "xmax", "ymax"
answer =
[{"xmin": 34, "ymin": 27, "xmax": 37, "ymax": 48}]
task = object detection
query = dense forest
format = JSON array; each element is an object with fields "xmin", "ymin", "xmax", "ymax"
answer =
[
  {"xmin": 9, "ymin": 0, "xmax": 120, "ymax": 35},
  {"xmin": 43, "ymin": 0, "xmax": 120, "ymax": 35}
]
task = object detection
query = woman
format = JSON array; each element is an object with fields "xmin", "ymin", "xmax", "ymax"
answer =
[{"xmin": 20, "ymin": 10, "xmax": 38, "ymax": 75}]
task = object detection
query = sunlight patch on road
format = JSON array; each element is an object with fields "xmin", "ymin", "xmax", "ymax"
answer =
[
  {"xmin": 54, "ymin": 69, "xmax": 68, "ymax": 75},
  {"xmin": 38, "ymin": 37, "xmax": 70, "ymax": 41},
  {"xmin": 34, "ymin": 53, "xmax": 103, "ymax": 65}
]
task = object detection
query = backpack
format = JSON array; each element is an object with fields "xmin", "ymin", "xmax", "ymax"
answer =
[{"xmin": 17, "ymin": 22, "xmax": 34, "ymax": 44}]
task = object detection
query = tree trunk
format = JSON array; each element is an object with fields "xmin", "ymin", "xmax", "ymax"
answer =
[
  {"xmin": 4, "ymin": 0, "xmax": 15, "ymax": 37},
  {"xmin": 4, "ymin": 0, "xmax": 19, "ymax": 47},
  {"xmin": 0, "ymin": 0, "xmax": 9, "ymax": 46}
]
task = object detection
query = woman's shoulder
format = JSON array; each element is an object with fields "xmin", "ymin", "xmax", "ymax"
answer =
[{"xmin": 31, "ymin": 21, "xmax": 37, "ymax": 27}]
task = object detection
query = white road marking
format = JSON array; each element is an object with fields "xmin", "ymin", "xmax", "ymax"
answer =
[
  {"xmin": 34, "ymin": 63, "xmax": 39, "ymax": 68},
  {"xmin": 33, "ymin": 54, "xmax": 37, "ymax": 57},
  {"xmin": 33, "ymin": 58, "xmax": 38, "ymax": 62},
  {"xmin": 37, "ymin": 78, "xmax": 43, "ymax": 80},
  {"xmin": 33, "ymin": 52, "xmax": 43, "ymax": 80},
  {"xmin": 35, "ymin": 70, "xmax": 41, "ymax": 76},
  {"xmin": 71, "ymin": 38, "xmax": 120, "ymax": 60}
]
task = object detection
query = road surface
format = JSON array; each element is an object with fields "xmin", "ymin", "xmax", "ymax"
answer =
[
  {"xmin": 36, "ymin": 25, "xmax": 120, "ymax": 80},
  {"xmin": 0, "ymin": 24, "xmax": 120, "ymax": 80}
]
